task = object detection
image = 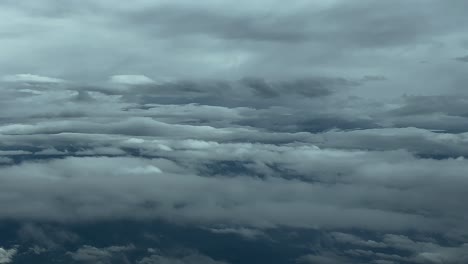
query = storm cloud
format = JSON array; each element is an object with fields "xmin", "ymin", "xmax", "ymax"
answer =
[{"xmin": 1, "ymin": 1, "xmax": 468, "ymax": 263}]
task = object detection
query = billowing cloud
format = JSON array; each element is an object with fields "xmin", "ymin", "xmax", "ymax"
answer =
[
  {"xmin": 68, "ymin": 244, "xmax": 135, "ymax": 264},
  {"xmin": 1, "ymin": 1, "xmax": 468, "ymax": 263},
  {"xmin": 0, "ymin": 248, "xmax": 17, "ymax": 264},
  {"xmin": 1, "ymin": 74, "xmax": 65, "ymax": 84}
]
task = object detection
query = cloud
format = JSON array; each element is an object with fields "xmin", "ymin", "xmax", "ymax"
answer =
[
  {"xmin": 240, "ymin": 77, "xmax": 279, "ymax": 98},
  {"xmin": 361, "ymin": 75, "xmax": 387, "ymax": 82},
  {"xmin": 67, "ymin": 244, "xmax": 134, "ymax": 264},
  {"xmin": 455, "ymin": 55, "xmax": 468, "ymax": 62},
  {"xmin": 0, "ymin": 150, "xmax": 465, "ymax": 233},
  {"xmin": 207, "ymin": 227, "xmax": 266, "ymax": 240},
  {"xmin": 298, "ymin": 252, "xmax": 347, "ymax": 264},
  {"xmin": 0, "ymin": 157, "xmax": 13, "ymax": 164},
  {"xmin": 0, "ymin": 248, "xmax": 17, "ymax": 264},
  {"xmin": 296, "ymin": 232, "xmax": 468, "ymax": 264},
  {"xmin": 137, "ymin": 251, "xmax": 228, "ymax": 264},
  {"xmin": 239, "ymin": 77, "xmax": 343, "ymax": 98},
  {"xmin": 1, "ymin": 74, "xmax": 65, "ymax": 84},
  {"xmin": 1, "ymin": 1, "xmax": 468, "ymax": 263},
  {"xmin": 330, "ymin": 232, "xmax": 387, "ymax": 248},
  {"xmin": 349, "ymin": 234, "xmax": 468, "ymax": 264},
  {"xmin": 1, "ymin": 0, "xmax": 466, "ymax": 95},
  {"xmin": 388, "ymin": 95, "xmax": 468, "ymax": 117},
  {"xmin": 109, "ymin": 75, "xmax": 155, "ymax": 85},
  {"xmin": 18, "ymin": 223, "xmax": 79, "ymax": 249}
]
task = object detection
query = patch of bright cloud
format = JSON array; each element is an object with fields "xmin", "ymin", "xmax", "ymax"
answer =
[
  {"xmin": 2, "ymin": 74, "xmax": 65, "ymax": 83},
  {"xmin": 109, "ymin": 75, "xmax": 155, "ymax": 85},
  {"xmin": 0, "ymin": 247, "xmax": 17, "ymax": 264}
]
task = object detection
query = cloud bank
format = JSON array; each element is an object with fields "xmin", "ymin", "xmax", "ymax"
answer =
[{"xmin": 1, "ymin": 0, "xmax": 468, "ymax": 263}]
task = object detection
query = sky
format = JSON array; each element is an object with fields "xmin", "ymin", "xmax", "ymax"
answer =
[{"xmin": 1, "ymin": 1, "xmax": 468, "ymax": 263}]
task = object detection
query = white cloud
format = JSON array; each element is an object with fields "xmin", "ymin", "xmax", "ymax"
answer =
[
  {"xmin": 109, "ymin": 75, "xmax": 155, "ymax": 85},
  {"xmin": 0, "ymin": 248, "xmax": 17, "ymax": 264},
  {"xmin": 1, "ymin": 74, "xmax": 65, "ymax": 83}
]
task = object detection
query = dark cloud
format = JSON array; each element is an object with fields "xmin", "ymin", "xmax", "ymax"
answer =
[
  {"xmin": 382, "ymin": 95, "xmax": 468, "ymax": 132},
  {"xmin": 389, "ymin": 95, "xmax": 468, "ymax": 117},
  {"xmin": 137, "ymin": 251, "xmax": 227, "ymax": 264},
  {"xmin": 361, "ymin": 75, "xmax": 387, "ymax": 82},
  {"xmin": 1, "ymin": 1, "xmax": 468, "ymax": 263},
  {"xmin": 123, "ymin": 5, "xmax": 311, "ymax": 43},
  {"xmin": 114, "ymin": 0, "xmax": 468, "ymax": 49},
  {"xmin": 0, "ymin": 0, "xmax": 466, "ymax": 92},
  {"xmin": 454, "ymin": 55, "xmax": 468, "ymax": 62},
  {"xmin": 67, "ymin": 245, "xmax": 134, "ymax": 264},
  {"xmin": 239, "ymin": 77, "xmax": 342, "ymax": 99},
  {"xmin": 18, "ymin": 223, "xmax": 79, "ymax": 250},
  {"xmin": 72, "ymin": 91, "xmax": 95, "ymax": 102},
  {"xmin": 238, "ymin": 114, "xmax": 379, "ymax": 133},
  {"xmin": 240, "ymin": 77, "xmax": 279, "ymax": 98}
]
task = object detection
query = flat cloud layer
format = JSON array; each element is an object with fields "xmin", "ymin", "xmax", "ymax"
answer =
[{"xmin": 1, "ymin": 1, "xmax": 468, "ymax": 263}]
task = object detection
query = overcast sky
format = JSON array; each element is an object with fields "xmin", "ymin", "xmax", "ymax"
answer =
[
  {"xmin": 1, "ymin": 0, "xmax": 468, "ymax": 96},
  {"xmin": 1, "ymin": 1, "xmax": 468, "ymax": 264}
]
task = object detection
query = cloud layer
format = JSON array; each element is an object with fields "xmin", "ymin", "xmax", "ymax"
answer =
[{"xmin": 1, "ymin": 0, "xmax": 468, "ymax": 263}]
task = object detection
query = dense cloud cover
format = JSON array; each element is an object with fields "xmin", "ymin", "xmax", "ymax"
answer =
[{"xmin": 1, "ymin": 1, "xmax": 468, "ymax": 263}]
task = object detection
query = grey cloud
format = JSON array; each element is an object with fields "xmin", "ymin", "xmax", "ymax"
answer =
[
  {"xmin": 298, "ymin": 252, "xmax": 348, "ymax": 264},
  {"xmin": 240, "ymin": 77, "xmax": 279, "ymax": 98},
  {"xmin": 238, "ymin": 113, "xmax": 379, "ymax": 133},
  {"xmin": 391, "ymin": 114, "xmax": 468, "ymax": 133},
  {"xmin": 1, "ymin": 144, "xmax": 467, "ymax": 234},
  {"xmin": 238, "ymin": 77, "xmax": 349, "ymax": 99},
  {"xmin": 116, "ymin": 0, "xmax": 468, "ymax": 49},
  {"xmin": 18, "ymin": 223, "xmax": 79, "ymax": 249},
  {"xmin": 455, "ymin": 55, "xmax": 468, "ymax": 62},
  {"xmin": 361, "ymin": 234, "xmax": 468, "ymax": 264},
  {"xmin": 0, "ymin": 157, "xmax": 13, "ymax": 164},
  {"xmin": 137, "ymin": 251, "xmax": 227, "ymax": 264},
  {"xmin": 330, "ymin": 232, "xmax": 386, "ymax": 248},
  {"xmin": 1, "ymin": 1, "xmax": 468, "ymax": 263},
  {"xmin": 382, "ymin": 95, "xmax": 468, "ymax": 132},
  {"xmin": 316, "ymin": 128, "xmax": 468, "ymax": 157},
  {"xmin": 280, "ymin": 78, "xmax": 353, "ymax": 97},
  {"xmin": 389, "ymin": 95, "xmax": 468, "ymax": 117},
  {"xmin": 27, "ymin": 246, "xmax": 47, "ymax": 255},
  {"xmin": 361, "ymin": 75, "xmax": 387, "ymax": 82},
  {"xmin": 67, "ymin": 244, "xmax": 134, "ymax": 264},
  {"xmin": 123, "ymin": 4, "xmax": 311, "ymax": 43},
  {"xmin": 299, "ymin": 232, "xmax": 468, "ymax": 264},
  {"xmin": 0, "ymin": 150, "xmax": 32, "ymax": 156},
  {"xmin": 72, "ymin": 91, "xmax": 96, "ymax": 102},
  {"xmin": 120, "ymin": 77, "xmax": 341, "ymax": 107},
  {"xmin": 373, "ymin": 260, "xmax": 397, "ymax": 264},
  {"xmin": 207, "ymin": 227, "xmax": 266, "ymax": 240},
  {"xmin": 1, "ymin": 0, "xmax": 465, "ymax": 91}
]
